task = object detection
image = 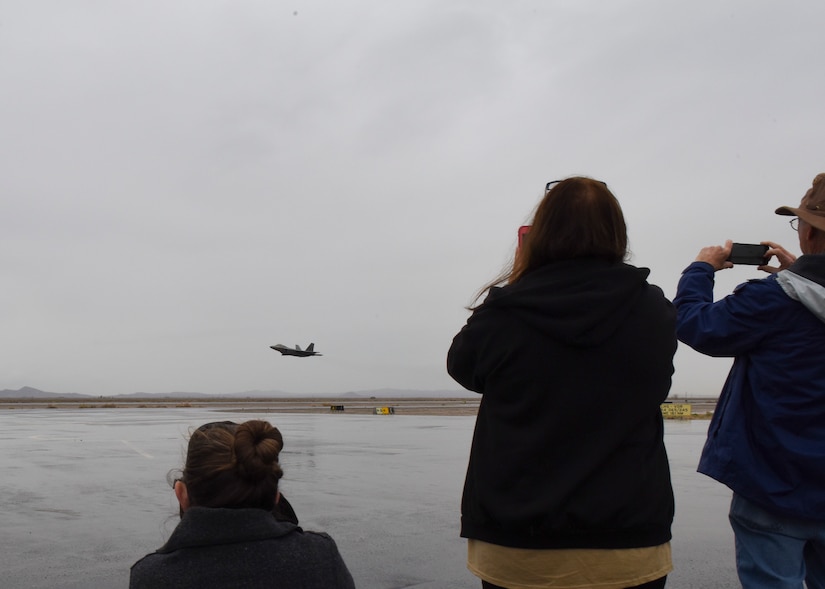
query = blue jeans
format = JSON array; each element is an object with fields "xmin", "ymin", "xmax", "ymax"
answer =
[{"xmin": 730, "ymin": 493, "xmax": 825, "ymax": 589}]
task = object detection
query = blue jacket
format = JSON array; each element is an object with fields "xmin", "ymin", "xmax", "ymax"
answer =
[{"xmin": 675, "ymin": 258, "xmax": 825, "ymax": 520}]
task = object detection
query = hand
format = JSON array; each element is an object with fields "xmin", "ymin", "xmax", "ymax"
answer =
[
  {"xmin": 758, "ymin": 241, "xmax": 797, "ymax": 274},
  {"xmin": 695, "ymin": 240, "xmax": 734, "ymax": 271}
]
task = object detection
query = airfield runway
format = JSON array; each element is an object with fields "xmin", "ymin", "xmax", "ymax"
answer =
[{"xmin": 0, "ymin": 405, "xmax": 737, "ymax": 588}]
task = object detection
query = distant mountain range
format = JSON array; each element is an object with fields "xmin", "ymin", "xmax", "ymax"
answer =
[
  {"xmin": 0, "ymin": 386, "xmax": 91, "ymax": 399},
  {"xmin": 0, "ymin": 386, "xmax": 476, "ymax": 399}
]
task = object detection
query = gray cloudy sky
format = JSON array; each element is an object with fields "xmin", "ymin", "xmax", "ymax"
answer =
[{"xmin": 2, "ymin": 0, "xmax": 824, "ymax": 396}]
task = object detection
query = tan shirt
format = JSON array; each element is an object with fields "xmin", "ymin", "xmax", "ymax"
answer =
[{"xmin": 467, "ymin": 539, "xmax": 672, "ymax": 589}]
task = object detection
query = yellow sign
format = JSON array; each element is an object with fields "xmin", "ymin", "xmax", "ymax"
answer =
[
  {"xmin": 661, "ymin": 403, "xmax": 691, "ymax": 418},
  {"xmin": 374, "ymin": 407, "xmax": 395, "ymax": 415}
]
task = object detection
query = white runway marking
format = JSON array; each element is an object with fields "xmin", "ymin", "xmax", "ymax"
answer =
[{"xmin": 121, "ymin": 439, "xmax": 153, "ymax": 458}]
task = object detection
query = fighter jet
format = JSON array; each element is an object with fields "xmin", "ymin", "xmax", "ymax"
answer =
[{"xmin": 270, "ymin": 343, "xmax": 322, "ymax": 357}]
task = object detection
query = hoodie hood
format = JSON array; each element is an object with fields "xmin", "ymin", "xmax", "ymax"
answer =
[
  {"xmin": 776, "ymin": 254, "xmax": 825, "ymax": 323},
  {"xmin": 481, "ymin": 258, "xmax": 652, "ymax": 347}
]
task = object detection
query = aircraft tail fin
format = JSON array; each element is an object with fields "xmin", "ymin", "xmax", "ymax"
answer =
[
  {"xmin": 295, "ymin": 344, "xmax": 302, "ymax": 351},
  {"xmin": 306, "ymin": 343, "xmax": 315, "ymax": 352}
]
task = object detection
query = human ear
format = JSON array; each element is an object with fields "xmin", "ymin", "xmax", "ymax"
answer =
[
  {"xmin": 803, "ymin": 223, "xmax": 822, "ymax": 253},
  {"xmin": 174, "ymin": 480, "xmax": 191, "ymax": 512}
]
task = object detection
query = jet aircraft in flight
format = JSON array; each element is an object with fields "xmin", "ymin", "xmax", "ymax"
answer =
[{"xmin": 270, "ymin": 343, "xmax": 322, "ymax": 357}]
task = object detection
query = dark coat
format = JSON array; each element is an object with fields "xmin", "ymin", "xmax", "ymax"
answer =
[
  {"xmin": 448, "ymin": 259, "xmax": 676, "ymax": 549},
  {"xmin": 675, "ymin": 257, "xmax": 825, "ymax": 520},
  {"xmin": 130, "ymin": 507, "xmax": 355, "ymax": 589}
]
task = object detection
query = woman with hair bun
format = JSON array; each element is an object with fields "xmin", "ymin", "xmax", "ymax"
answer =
[
  {"xmin": 448, "ymin": 178, "xmax": 677, "ymax": 588},
  {"xmin": 130, "ymin": 420, "xmax": 354, "ymax": 589}
]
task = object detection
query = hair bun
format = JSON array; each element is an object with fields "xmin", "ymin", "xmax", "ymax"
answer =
[{"xmin": 233, "ymin": 420, "xmax": 283, "ymax": 482}]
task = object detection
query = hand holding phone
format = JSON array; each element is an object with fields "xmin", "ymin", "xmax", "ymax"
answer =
[
  {"xmin": 516, "ymin": 225, "xmax": 531, "ymax": 265},
  {"xmin": 518, "ymin": 225, "xmax": 531, "ymax": 250},
  {"xmin": 758, "ymin": 241, "xmax": 797, "ymax": 274},
  {"xmin": 727, "ymin": 243, "xmax": 769, "ymax": 266}
]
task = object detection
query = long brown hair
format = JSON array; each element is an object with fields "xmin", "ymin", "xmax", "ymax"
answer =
[
  {"xmin": 471, "ymin": 177, "xmax": 628, "ymax": 307},
  {"xmin": 181, "ymin": 420, "xmax": 284, "ymax": 511}
]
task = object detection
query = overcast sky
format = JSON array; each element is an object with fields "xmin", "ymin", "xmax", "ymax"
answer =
[{"xmin": 2, "ymin": 0, "xmax": 824, "ymax": 396}]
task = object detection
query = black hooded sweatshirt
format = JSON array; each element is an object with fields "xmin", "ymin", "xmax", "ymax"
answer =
[{"xmin": 447, "ymin": 258, "xmax": 676, "ymax": 550}]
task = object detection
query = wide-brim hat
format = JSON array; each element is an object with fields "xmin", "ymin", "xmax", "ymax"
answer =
[{"xmin": 775, "ymin": 173, "xmax": 825, "ymax": 232}]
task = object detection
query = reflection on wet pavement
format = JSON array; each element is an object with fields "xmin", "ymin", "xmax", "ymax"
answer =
[{"xmin": 0, "ymin": 410, "xmax": 738, "ymax": 588}]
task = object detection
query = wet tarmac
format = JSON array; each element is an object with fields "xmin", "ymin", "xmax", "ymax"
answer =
[{"xmin": 0, "ymin": 409, "xmax": 738, "ymax": 588}]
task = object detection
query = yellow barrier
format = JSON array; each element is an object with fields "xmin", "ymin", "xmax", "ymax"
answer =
[{"xmin": 661, "ymin": 403, "xmax": 691, "ymax": 418}]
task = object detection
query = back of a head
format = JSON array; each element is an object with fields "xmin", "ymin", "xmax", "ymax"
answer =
[
  {"xmin": 182, "ymin": 420, "xmax": 284, "ymax": 511},
  {"xmin": 512, "ymin": 177, "xmax": 627, "ymax": 283}
]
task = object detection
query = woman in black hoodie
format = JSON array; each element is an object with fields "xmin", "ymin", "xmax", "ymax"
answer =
[{"xmin": 447, "ymin": 177, "xmax": 676, "ymax": 589}]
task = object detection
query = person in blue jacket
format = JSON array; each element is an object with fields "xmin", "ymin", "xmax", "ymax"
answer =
[{"xmin": 674, "ymin": 173, "xmax": 825, "ymax": 589}]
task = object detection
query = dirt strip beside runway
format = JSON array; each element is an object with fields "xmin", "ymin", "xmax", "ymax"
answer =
[{"xmin": 0, "ymin": 397, "xmax": 717, "ymax": 417}]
